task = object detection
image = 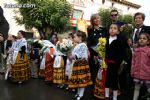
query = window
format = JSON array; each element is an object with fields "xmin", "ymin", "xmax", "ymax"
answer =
[{"xmin": 73, "ymin": 9, "xmax": 82, "ymax": 19}]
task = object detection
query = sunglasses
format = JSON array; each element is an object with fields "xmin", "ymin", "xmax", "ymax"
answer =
[{"xmin": 111, "ymin": 14, "xmax": 118, "ymax": 17}]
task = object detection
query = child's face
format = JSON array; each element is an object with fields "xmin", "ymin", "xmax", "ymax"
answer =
[
  {"xmin": 109, "ymin": 24, "xmax": 119, "ymax": 36},
  {"xmin": 73, "ymin": 34, "xmax": 81, "ymax": 43},
  {"xmin": 138, "ymin": 34, "xmax": 149, "ymax": 46}
]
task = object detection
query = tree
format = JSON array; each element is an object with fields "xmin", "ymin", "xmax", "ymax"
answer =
[
  {"xmin": 98, "ymin": 8, "xmax": 111, "ymax": 27},
  {"xmin": 98, "ymin": 8, "xmax": 133, "ymax": 38},
  {"xmin": 15, "ymin": 0, "xmax": 72, "ymax": 38},
  {"xmin": 98, "ymin": 8, "xmax": 133, "ymax": 27}
]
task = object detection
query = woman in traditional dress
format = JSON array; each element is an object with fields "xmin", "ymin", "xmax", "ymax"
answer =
[
  {"xmin": 93, "ymin": 37, "xmax": 107, "ymax": 99},
  {"xmin": 39, "ymin": 40, "xmax": 55, "ymax": 84},
  {"xmin": 68, "ymin": 31, "xmax": 92, "ymax": 100},
  {"xmin": 11, "ymin": 30, "xmax": 30, "ymax": 83},
  {"xmin": 52, "ymin": 34, "xmax": 66, "ymax": 88}
]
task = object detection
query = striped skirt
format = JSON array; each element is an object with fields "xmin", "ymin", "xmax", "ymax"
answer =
[
  {"xmin": 94, "ymin": 69, "xmax": 106, "ymax": 99},
  {"xmin": 53, "ymin": 56, "xmax": 65, "ymax": 84},
  {"xmin": 11, "ymin": 53, "xmax": 30, "ymax": 82},
  {"xmin": 68, "ymin": 59, "xmax": 93, "ymax": 88}
]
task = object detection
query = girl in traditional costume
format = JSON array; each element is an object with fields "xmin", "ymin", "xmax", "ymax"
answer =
[
  {"xmin": 68, "ymin": 31, "xmax": 92, "ymax": 100},
  {"xmin": 53, "ymin": 34, "xmax": 67, "ymax": 88},
  {"xmin": 94, "ymin": 37, "xmax": 107, "ymax": 99},
  {"xmin": 39, "ymin": 40, "xmax": 55, "ymax": 83},
  {"xmin": 53, "ymin": 49, "xmax": 65, "ymax": 88},
  {"xmin": 11, "ymin": 30, "xmax": 30, "ymax": 83}
]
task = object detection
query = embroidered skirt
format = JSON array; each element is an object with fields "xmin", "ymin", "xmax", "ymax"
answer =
[
  {"xmin": 44, "ymin": 53, "xmax": 54, "ymax": 81},
  {"xmin": 53, "ymin": 56, "xmax": 65, "ymax": 84},
  {"xmin": 11, "ymin": 53, "xmax": 30, "ymax": 82},
  {"xmin": 94, "ymin": 68, "xmax": 106, "ymax": 99},
  {"xmin": 39, "ymin": 53, "xmax": 54, "ymax": 81},
  {"xmin": 68, "ymin": 59, "xmax": 93, "ymax": 88}
]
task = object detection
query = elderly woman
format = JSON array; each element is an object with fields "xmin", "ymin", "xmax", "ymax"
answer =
[{"xmin": 87, "ymin": 14, "xmax": 107, "ymax": 84}]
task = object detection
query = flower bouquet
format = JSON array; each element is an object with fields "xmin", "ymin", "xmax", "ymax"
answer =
[{"xmin": 56, "ymin": 39, "xmax": 73, "ymax": 55}]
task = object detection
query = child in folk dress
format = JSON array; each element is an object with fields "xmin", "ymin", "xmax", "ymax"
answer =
[
  {"xmin": 131, "ymin": 33, "xmax": 150, "ymax": 100},
  {"xmin": 105, "ymin": 24, "xmax": 126, "ymax": 100},
  {"xmin": 68, "ymin": 30, "xmax": 92, "ymax": 100}
]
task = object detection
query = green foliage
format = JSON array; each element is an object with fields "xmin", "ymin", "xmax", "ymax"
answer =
[
  {"xmin": 120, "ymin": 14, "xmax": 133, "ymax": 24},
  {"xmin": 98, "ymin": 8, "xmax": 133, "ymax": 27},
  {"xmin": 15, "ymin": 0, "xmax": 72, "ymax": 37},
  {"xmin": 98, "ymin": 8, "xmax": 133, "ymax": 38},
  {"xmin": 98, "ymin": 8, "xmax": 112, "ymax": 27}
]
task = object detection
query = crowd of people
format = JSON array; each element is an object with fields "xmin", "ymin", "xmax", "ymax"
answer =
[{"xmin": 0, "ymin": 9, "xmax": 150, "ymax": 100}]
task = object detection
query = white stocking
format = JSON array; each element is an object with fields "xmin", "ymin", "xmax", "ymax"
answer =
[
  {"xmin": 105, "ymin": 88, "xmax": 109, "ymax": 98},
  {"xmin": 133, "ymin": 84, "xmax": 141, "ymax": 100},
  {"xmin": 113, "ymin": 90, "xmax": 118, "ymax": 100},
  {"xmin": 77, "ymin": 88, "xmax": 85, "ymax": 97}
]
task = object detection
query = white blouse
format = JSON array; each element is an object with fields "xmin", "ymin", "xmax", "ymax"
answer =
[
  {"xmin": 72, "ymin": 43, "xmax": 88, "ymax": 60},
  {"xmin": 109, "ymin": 36, "xmax": 117, "ymax": 45}
]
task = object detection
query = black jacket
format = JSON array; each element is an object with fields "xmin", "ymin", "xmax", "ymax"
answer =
[
  {"xmin": 105, "ymin": 34, "xmax": 127, "ymax": 64},
  {"xmin": 132, "ymin": 25, "xmax": 150, "ymax": 38},
  {"xmin": 87, "ymin": 26, "xmax": 107, "ymax": 47}
]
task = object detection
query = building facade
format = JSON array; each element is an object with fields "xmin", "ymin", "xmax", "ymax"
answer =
[
  {"xmin": 0, "ymin": 0, "xmax": 141, "ymax": 36},
  {"xmin": 68, "ymin": 0, "xmax": 141, "ymax": 26}
]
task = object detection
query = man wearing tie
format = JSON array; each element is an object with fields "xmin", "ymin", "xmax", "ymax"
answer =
[{"xmin": 132, "ymin": 12, "xmax": 150, "ymax": 45}]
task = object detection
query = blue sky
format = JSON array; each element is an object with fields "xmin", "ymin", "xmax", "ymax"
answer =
[{"xmin": 132, "ymin": 0, "xmax": 150, "ymax": 25}]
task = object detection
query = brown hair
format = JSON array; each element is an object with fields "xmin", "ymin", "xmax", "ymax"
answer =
[
  {"xmin": 134, "ymin": 12, "xmax": 145, "ymax": 21},
  {"xmin": 18, "ymin": 30, "xmax": 25, "ymax": 37},
  {"xmin": 68, "ymin": 32, "xmax": 74, "ymax": 39},
  {"xmin": 76, "ymin": 30, "xmax": 87, "ymax": 42},
  {"xmin": 12, "ymin": 35, "xmax": 17, "ymax": 40}
]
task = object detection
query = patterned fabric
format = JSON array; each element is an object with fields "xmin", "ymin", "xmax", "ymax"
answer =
[
  {"xmin": 72, "ymin": 43, "xmax": 88, "ymax": 59},
  {"xmin": 68, "ymin": 59, "xmax": 92, "ymax": 88},
  {"xmin": 11, "ymin": 53, "xmax": 30, "ymax": 82},
  {"xmin": 94, "ymin": 69, "xmax": 106, "ymax": 99},
  {"xmin": 53, "ymin": 56, "xmax": 65, "ymax": 84},
  {"xmin": 44, "ymin": 53, "xmax": 54, "ymax": 81}
]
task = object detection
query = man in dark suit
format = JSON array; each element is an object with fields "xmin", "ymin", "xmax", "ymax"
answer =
[{"xmin": 132, "ymin": 12, "xmax": 150, "ymax": 45}]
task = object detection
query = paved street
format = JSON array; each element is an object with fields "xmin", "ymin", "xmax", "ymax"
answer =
[{"xmin": 0, "ymin": 74, "xmax": 140, "ymax": 100}]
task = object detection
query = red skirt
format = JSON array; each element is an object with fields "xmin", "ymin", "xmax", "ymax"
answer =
[
  {"xmin": 39, "ymin": 53, "xmax": 54, "ymax": 82},
  {"xmin": 94, "ymin": 68, "xmax": 106, "ymax": 99}
]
